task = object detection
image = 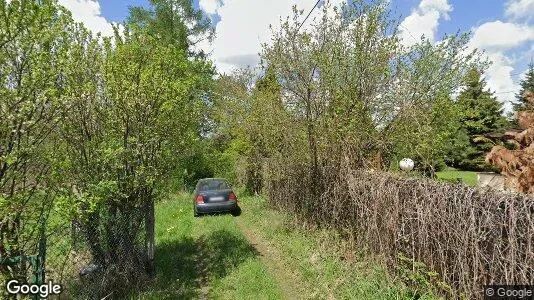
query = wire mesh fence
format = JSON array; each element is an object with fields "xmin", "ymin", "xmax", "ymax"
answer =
[{"xmin": 1, "ymin": 207, "xmax": 154, "ymax": 299}]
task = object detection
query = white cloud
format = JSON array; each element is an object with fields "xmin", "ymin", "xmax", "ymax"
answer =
[
  {"xmin": 199, "ymin": 0, "xmax": 222, "ymax": 15},
  {"xmin": 469, "ymin": 21, "xmax": 534, "ymax": 51},
  {"xmin": 58, "ymin": 0, "xmax": 116, "ymax": 37},
  {"xmin": 198, "ymin": 0, "xmax": 345, "ymax": 74},
  {"xmin": 197, "ymin": 0, "xmax": 530, "ymax": 111},
  {"xmin": 419, "ymin": 0, "xmax": 452, "ymax": 16},
  {"xmin": 482, "ymin": 52, "xmax": 519, "ymax": 112},
  {"xmin": 505, "ymin": 0, "xmax": 534, "ymax": 21},
  {"xmin": 398, "ymin": 0, "xmax": 452, "ymax": 47},
  {"xmin": 467, "ymin": 20, "xmax": 534, "ymax": 112}
]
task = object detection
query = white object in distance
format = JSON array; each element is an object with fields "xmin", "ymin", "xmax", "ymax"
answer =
[{"xmin": 399, "ymin": 158, "xmax": 414, "ymax": 171}]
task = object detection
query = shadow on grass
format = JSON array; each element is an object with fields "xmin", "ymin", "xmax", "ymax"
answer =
[
  {"xmin": 197, "ymin": 205, "xmax": 242, "ymax": 217},
  {"xmin": 140, "ymin": 228, "xmax": 259, "ymax": 299}
]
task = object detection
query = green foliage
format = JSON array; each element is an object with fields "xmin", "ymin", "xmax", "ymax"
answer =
[
  {"xmin": 1, "ymin": 0, "xmax": 215, "ymax": 294},
  {"xmin": 390, "ymin": 94, "xmax": 463, "ymax": 175},
  {"xmin": 0, "ymin": 0, "xmax": 81, "ymax": 282},
  {"xmin": 396, "ymin": 253, "xmax": 452, "ymax": 299},
  {"xmin": 210, "ymin": 68, "xmax": 292, "ymax": 194},
  {"xmin": 127, "ymin": 0, "xmax": 213, "ymax": 54},
  {"xmin": 56, "ymin": 3, "xmax": 214, "ymax": 294},
  {"xmin": 175, "ymin": 138, "xmax": 240, "ymax": 191},
  {"xmin": 218, "ymin": 1, "xmax": 486, "ymax": 189},
  {"xmin": 513, "ymin": 63, "xmax": 534, "ymax": 113},
  {"xmin": 451, "ymin": 69, "xmax": 508, "ymax": 171}
]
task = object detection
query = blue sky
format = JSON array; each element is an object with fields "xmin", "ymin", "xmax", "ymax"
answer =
[
  {"xmin": 99, "ymin": 0, "xmax": 206, "ymax": 22},
  {"xmin": 399, "ymin": 0, "xmax": 504, "ymax": 36},
  {"xmin": 99, "ymin": 1, "xmax": 149, "ymax": 22},
  {"xmin": 98, "ymin": 1, "xmax": 507, "ymax": 40},
  {"xmin": 60, "ymin": 0, "xmax": 534, "ymax": 109}
]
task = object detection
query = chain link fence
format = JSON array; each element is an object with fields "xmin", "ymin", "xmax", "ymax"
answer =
[{"xmin": 1, "ymin": 203, "xmax": 155, "ymax": 299}]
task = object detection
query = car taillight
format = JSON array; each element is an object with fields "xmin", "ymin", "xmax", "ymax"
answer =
[
  {"xmin": 229, "ymin": 192, "xmax": 237, "ymax": 202},
  {"xmin": 196, "ymin": 195, "xmax": 204, "ymax": 204}
]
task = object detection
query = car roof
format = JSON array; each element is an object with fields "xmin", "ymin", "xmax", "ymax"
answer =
[
  {"xmin": 196, "ymin": 178, "xmax": 230, "ymax": 186},
  {"xmin": 195, "ymin": 178, "xmax": 232, "ymax": 191},
  {"xmin": 197, "ymin": 178, "xmax": 229, "ymax": 182}
]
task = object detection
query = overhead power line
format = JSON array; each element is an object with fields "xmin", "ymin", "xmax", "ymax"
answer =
[
  {"xmin": 296, "ymin": 0, "xmax": 322, "ymax": 32},
  {"xmin": 495, "ymin": 90, "xmax": 517, "ymax": 95}
]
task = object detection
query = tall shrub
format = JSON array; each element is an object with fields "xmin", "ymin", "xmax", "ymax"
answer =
[
  {"xmin": 0, "ymin": 0, "xmax": 80, "ymax": 283},
  {"xmin": 258, "ymin": 0, "xmax": 484, "ymax": 194}
]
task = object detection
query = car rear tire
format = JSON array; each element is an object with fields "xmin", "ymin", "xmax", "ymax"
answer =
[{"xmin": 231, "ymin": 206, "xmax": 241, "ymax": 217}]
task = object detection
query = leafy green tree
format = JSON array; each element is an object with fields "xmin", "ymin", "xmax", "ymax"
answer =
[
  {"xmin": 443, "ymin": 127, "xmax": 471, "ymax": 168},
  {"xmin": 127, "ymin": 0, "xmax": 213, "ymax": 55},
  {"xmin": 209, "ymin": 67, "xmax": 288, "ymax": 194},
  {"xmin": 453, "ymin": 69, "xmax": 508, "ymax": 171},
  {"xmin": 55, "ymin": 1, "xmax": 213, "ymax": 295},
  {"xmin": 391, "ymin": 94, "xmax": 463, "ymax": 175},
  {"xmin": 209, "ymin": 70, "xmax": 255, "ymax": 187},
  {"xmin": 242, "ymin": 68, "xmax": 287, "ymax": 194},
  {"xmin": 0, "ymin": 0, "xmax": 80, "ymax": 283},
  {"xmin": 382, "ymin": 36, "xmax": 483, "ymax": 176},
  {"xmin": 259, "ymin": 1, "xmax": 484, "ymax": 183}
]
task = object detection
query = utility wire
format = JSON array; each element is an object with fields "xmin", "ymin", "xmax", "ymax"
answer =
[
  {"xmin": 495, "ymin": 90, "xmax": 517, "ymax": 94},
  {"xmin": 295, "ymin": 1, "xmax": 525, "ymax": 97},
  {"xmin": 296, "ymin": 0, "xmax": 322, "ymax": 32}
]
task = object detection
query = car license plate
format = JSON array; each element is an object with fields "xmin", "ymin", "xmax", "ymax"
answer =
[{"xmin": 210, "ymin": 196, "xmax": 224, "ymax": 202}]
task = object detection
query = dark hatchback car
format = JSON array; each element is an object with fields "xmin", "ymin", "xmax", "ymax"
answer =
[{"xmin": 193, "ymin": 178, "xmax": 239, "ymax": 217}]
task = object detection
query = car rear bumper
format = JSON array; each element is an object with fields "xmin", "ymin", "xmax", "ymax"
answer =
[{"xmin": 196, "ymin": 201, "xmax": 237, "ymax": 214}]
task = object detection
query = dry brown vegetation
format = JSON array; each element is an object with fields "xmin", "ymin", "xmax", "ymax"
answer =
[
  {"xmin": 487, "ymin": 91, "xmax": 534, "ymax": 193},
  {"xmin": 266, "ymin": 165, "xmax": 534, "ymax": 298}
]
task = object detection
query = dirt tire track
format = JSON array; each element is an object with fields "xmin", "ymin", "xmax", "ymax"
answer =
[
  {"xmin": 195, "ymin": 236, "xmax": 210, "ymax": 300},
  {"xmin": 235, "ymin": 217, "xmax": 307, "ymax": 300}
]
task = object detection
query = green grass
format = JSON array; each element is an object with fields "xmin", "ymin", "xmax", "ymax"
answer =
[
  {"xmin": 135, "ymin": 193, "xmax": 282, "ymax": 299},
  {"xmin": 435, "ymin": 168, "xmax": 478, "ymax": 187},
  {"xmin": 135, "ymin": 192, "xmax": 436, "ymax": 299},
  {"xmin": 238, "ymin": 196, "xmax": 415, "ymax": 300}
]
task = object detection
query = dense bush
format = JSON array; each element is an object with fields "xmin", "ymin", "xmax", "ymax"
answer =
[
  {"xmin": 1, "ymin": 0, "xmax": 214, "ymax": 297},
  {"xmin": 0, "ymin": 0, "xmax": 84, "ymax": 286},
  {"xmin": 212, "ymin": 0, "xmax": 486, "ymax": 191}
]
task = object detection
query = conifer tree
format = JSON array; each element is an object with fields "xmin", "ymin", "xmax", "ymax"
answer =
[
  {"xmin": 513, "ymin": 63, "xmax": 534, "ymax": 112},
  {"xmin": 455, "ymin": 69, "xmax": 508, "ymax": 170}
]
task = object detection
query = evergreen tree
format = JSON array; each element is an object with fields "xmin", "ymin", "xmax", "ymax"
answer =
[
  {"xmin": 513, "ymin": 63, "xmax": 534, "ymax": 112},
  {"xmin": 455, "ymin": 69, "xmax": 509, "ymax": 171},
  {"xmin": 127, "ymin": 0, "xmax": 213, "ymax": 54}
]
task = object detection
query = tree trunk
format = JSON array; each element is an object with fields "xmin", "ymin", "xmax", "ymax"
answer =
[{"xmin": 144, "ymin": 196, "xmax": 155, "ymax": 276}]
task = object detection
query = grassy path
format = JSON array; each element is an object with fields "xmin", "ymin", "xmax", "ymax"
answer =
[
  {"xmin": 136, "ymin": 193, "xmax": 281, "ymax": 299},
  {"xmin": 136, "ymin": 193, "xmax": 412, "ymax": 299},
  {"xmin": 235, "ymin": 218, "xmax": 306, "ymax": 299},
  {"xmin": 238, "ymin": 196, "xmax": 412, "ymax": 300}
]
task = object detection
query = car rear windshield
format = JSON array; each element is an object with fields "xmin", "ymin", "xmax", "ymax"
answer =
[{"xmin": 197, "ymin": 179, "xmax": 230, "ymax": 191}]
